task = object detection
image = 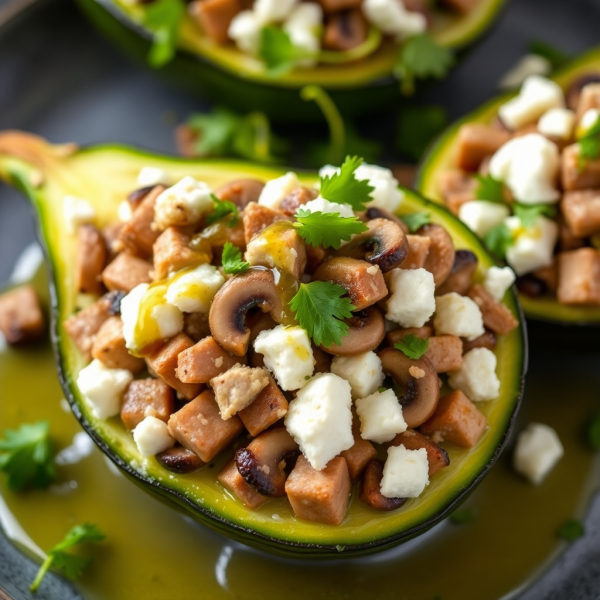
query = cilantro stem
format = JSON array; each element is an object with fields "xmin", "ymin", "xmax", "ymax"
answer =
[
  {"xmin": 318, "ymin": 28, "xmax": 382, "ymax": 64},
  {"xmin": 301, "ymin": 85, "xmax": 345, "ymax": 165},
  {"xmin": 30, "ymin": 554, "xmax": 54, "ymax": 592},
  {"xmin": 245, "ymin": 112, "xmax": 271, "ymax": 162}
]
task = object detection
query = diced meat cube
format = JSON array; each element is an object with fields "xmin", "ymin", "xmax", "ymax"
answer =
[
  {"xmin": 102, "ymin": 253, "xmax": 153, "ymax": 292},
  {"xmin": 176, "ymin": 336, "xmax": 245, "ymax": 384},
  {"xmin": 76, "ymin": 224, "xmax": 107, "ymax": 295},
  {"xmin": 455, "ymin": 124, "xmax": 510, "ymax": 172},
  {"xmin": 387, "ymin": 430, "xmax": 449, "ymax": 477},
  {"xmin": 167, "ymin": 390, "xmax": 243, "ymax": 462},
  {"xmin": 575, "ymin": 83, "xmax": 600, "ymax": 122},
  {"xmin": 467, "ymin": 285, "xmax": 519, "ymax": 335},
  {"xmin": 238, "ymin": 376, "xmax": 289, "ymax": 436},
  {"xmin": 558, "ymin": 216, "xmax": 586, "ymax": 252},
  {"xmin": 561, "ymin": 190, "xmax": 600, "ymax": 238},
  {"xmin": 218, "ymin": 459, "xmax": 269, "ymax": 509},
  {"xmin": 118, "ymin": 185, "xmax": 164, "ymax": 257},
  {"xmin": 183, "ymin": 312, "xmax": 211, "ymax": 342},
  {"xmin": 339, "ymin": 428, "xmax": 377, "ymax": 480},
  {"xmin": 402, "ymin": 235, "xmax": 431, "ymax": 269},
  {"xmin": 214, "ymin": 179, "xmax": 265, "ymax": 209},
  {"xmin": 285, "ymin": 455, "xmax": 351, "ymax": 526},
  {"xmin": 0, "ymin": 285, "xmax": 45, "ymax": 345},
  {"xmin": 103, "ymin": 222, "xmax": 124, "ymax": 260},
  {"xmin": 323, "ymin": 9, "xmax": 368, "ymax": 51},
  {"xmin": 425, "ymin": 335, "xmax": 463, "ymax": 373},
  {"xmin": 557, "ymin": 248, "xmax": 600, "ymax": 305},
  {"xmin": 438, "ymin": 170, "xmax": 477, "ymax": 210},
  {"xmin": 562, "ymin": 144, "xmax": 600, "ymax": 191},
  {"xmin": 279, "ymin": 186, "xmax": 318, "ymax": 216},
  {"xmin": 420, "ymin": 390, "xmax": 488, "ymax": 448},
  {"xmin": 146, "ymin": 333, "xmax": 204, "ymax": 400},
  {"xmin": 386, "ymin": 326, "xmax": 433, "ymax": 346},
  {"xmin": 210, "ymin": 365, "xmax": 270, "ymax": 420},
  {"xmin": 153, "ymin": 227, "xmax": 212, "ymax": 281},
  {"xmin": 242, "ymin": 202, "xmax": 292, "ymax": 243},
  {"xmin": 462, "ymin": 330, "xmax": 497, "ymax": 353},
  {"xmin": 190, "ymin": 0, "xmax": 242, "ymax": 44},
  {"xmin": 121, "ymin": 378, "xmax": 175, "ymax": 430},
  {"xmin": 91, "ymin": 316, "xmax": 145, "ymax": 372},
  {"xmin": 532, "ymin": 262, "xmax": 558, "ymax": 294},
  {"xmin": 63, "ymin": 294, "xmax": 114, "ymax": 359}
]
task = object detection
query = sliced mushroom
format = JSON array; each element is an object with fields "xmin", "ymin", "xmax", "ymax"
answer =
[
  {"xmin": 156, "ymin": 445, "xmax": 204, "ymax": 474},
  {"xmin": 312, "ymin": 345, "xmax": 332, "ymax": 373},
  {"xmin": 416, "ymin": 223, "xmax": 456, "ymax": 287},
  {"xmin": 235, "ymin": 428, "xmax": 300, "ymax": 497},
  {"xmin": 313, "ymin": 257, "xmax": 387, "ymax": 310},
  {"xmin": 378, "ymin": 347, "xmax": 439, "ymax": 428},
  {"xmin": 359, "ymin": 459, "xmax": 406, "ymax": 511},
  {"xmin": 436, "ymin": 249, "xmax": 478, "ymax": 296},
  {"xmin": 209, "ymin": 268, "xmax": 283, "ymax": 356},
  {"xmin": 334, "ymin": 218, "xmax": 408, "ymax": 273},
  {"xmin": 323, "ymin": 9, "xmax": 368, "ymax": 52},
  {"xmin": 214, "ymin": 178, "xmax": 265, "ymax": 209},
  {"xmin": 127, "ymin": 185, "xmax": 156, "ymax": 208},
  {"xmin": 323, "ymin": 306, "xmax": 385, "ymax": 356},
  {"xmin": 364, "ymin": 207, "xmax": 408, "ymax": 233},
  {"xmin": 105, "ymin": 290, "xmax": 126, "ymax": 316},
  {"xmin": 516, "ymin": 274, "xmax": 546, "ymax": 298}
]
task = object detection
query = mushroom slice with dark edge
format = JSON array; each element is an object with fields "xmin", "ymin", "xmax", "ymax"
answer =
[
  {"xmin": 416, "ymin": 223, "xmax": 456, "ymax": 287},
  {"xmin": 364, "ymin": 207, "xmax": 408, "ymax": 233},
  {"xmin": 156, "ymin": 446, "xmax": 205, "ymax": 474},
  {"xmin": 360, "ymin": 459, "xmax": 406, "ymax": 511},
  {"xmin": 378, "ymin": 347, "xmax": 440, "ymax": 428},
  {"xmin": 235, "ymin": 428, "xmax": 300, "ymax": 497},
  {"xmin": 322, "ymin": 306, "xmax": 385, "ymax": 356},
  {"xmin": 214, "ymin": 178, "xmax": 265, "ymax": 209},
  {"xmin": 436, "ymin": 249, "xmax": 478, "ymax": 296},
  {"xmin": 209, "ymin": 268, "xmax": 283, "ymax": 356},
  {"xmin": 334, "ymin": 218, "xmax": 408, "ymax": 273}
]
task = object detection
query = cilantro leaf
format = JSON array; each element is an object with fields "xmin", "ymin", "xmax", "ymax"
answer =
[
  {"xmin": 187, "ymin": 108, "xmax": 241, "ymax": 156},
  {"xmin": 588, "ymin": 410, "xmax": 600, "ymax": 450},
  {"xmin": 513, "ymin": 203, "xmax": 557, "ymax": 228},
  {"xmin": 475, "ymin": 174, "xmax": 506, "ymax": 204},
  {"xmin": 401, "ymin": 211, "xmax": 431, "ymax": 233},
  {"xmin": 258, "ymin": 26, "xmax": 314, "ymax": 76},
  {"xmin": 294, "ymin": 210, "xmax": 368, "ymax": 249},
  {"xmin": 529, "ymin": 40, "xmax": 571, "ymax": 70},
  {"xmin": 484, "ymin": 223, "xmax": 514, "ymax": 258},
  {"xmin": 395, "ymin": 33, "xmax": 455, "ymax": 95},
  {"xmin": 395, "ymin": 105, "xmax": 448, "ymax": 161},
  {"xmin": 221, "ymin": 242, "xmax": 250, "ymax": 275},
  {"xmin": 206, "ymin": 194, "xmax": 238, "ymax": 227},
  {"xmin": 30, "ymin": 523, "xmax": 105, "ymax": 592},
  {"xmin": 377, "ymin": 386, "xmax": 387, "ymax": 393},
  {"xmin": 0, "ymin": 421, "xmax": 55, "ymax": 490},
  {"xmin": 143, "ymin": 0, "xmax": 184, "ymax": 67},
  {"xmin": 394, "ymin": 335, "xmax": 429, "ymax": 360},
  {"xmin": 557, "ymin": 519, "xmax": 585, "ymax": 543},
  {"xmin": 449, "ymin": 507, "xmax": 476, "ymax": 525},
  {"xmin": 319, "ymin": 156, "xmax": 374, "ymax": 211},
  {"xmin": 578, "ymin": 113, "xmax": 600, "ymax": 168},
  {"xmin": 232, "ymin": 111, "xmax": 289, "ymax": 164},
  {"xmin": 289, "ymin": 281, "xmax": 355, "ymax": 347}
]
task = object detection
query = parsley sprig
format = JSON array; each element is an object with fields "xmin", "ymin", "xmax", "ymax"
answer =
[
  {"xmin": 319, "ymin": 156, "xmax": 374, "ymax": 211},
  {"xmin": 401, "ymin": 212, "xmax": 431, "ymax": 233},
  {"xmin": 206, "ymin": 195, "xmax": 238, "ymax": 227},
  {"xmin": 221, "ymin": 243, "xmax": 250, "ymax": 275},
  {"xmin": 289, "ymin": 281, "xmax": 355, "ymax": 347},
  {"xmin": 0, "ymin": 421, "xmax": 55, "ymax": 490},
  {"xmin": 475, "ymin": 174, "xmax": 506, "ymax": 204},
  {"xmin": 294, "ymin": 210, "xmax": 368, "ymax": 249},
  {"xmin": 30, "ymin": 523, "xmax": 105, "ymax": 592},
  {"xmin": 144, "ymin": 0, "xmax": 184, "ymax": 67},
  {"xmin": 258, "ymin": 26, "xmax": 314, "ymax": 76},
  {"xmin": 394, "ymin": 335, "xmax": 429, "ymax": 360}
]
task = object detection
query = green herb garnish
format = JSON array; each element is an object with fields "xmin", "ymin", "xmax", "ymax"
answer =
[
  {"xmin": 401, "ymin": 211, "xmax": 431, "ymax": 233},
  {"xmin": 258, "ymin": 26, "xmax": 313, "ymax": 76},
  {"xmin": 513, "ymin": 203, "xmax": 557, "ymax": 228},
  {"xmin": 377, "ymin": 386, "xmax": 387, "ymax": 393},
  {"xmin": 588, "ymin": 410, "xmax": 600, "ymax": 449},
  {"xmin": 449, "ymin": 507, "xmax": 476, "ymax": 525},
  {"xmin": 529, "ymin": 40, "xmax": 571, "ymax": 70},
  {"xmin": 484, "ymin": 223, "xmax": 514, "ymax": 258},
  {"xmin": 395, "ymin": 105, "xmax": 447, "ymax": 161},
  {"xmin": 221, "ymin": 242, "xmax": 250, "ymax": 275},
  {"xmin": 294, "ymin": 209, "xmax": 368, "ymax": 249},
  {"xmin": 475, "ymin": 174, "xmax": 506, "ymax": 204},
  {"xmin": 206, "ymin": 195, "xmax": 238, "ymax": 227},
  {"xmin": 394, "ymin": 335, "xmax": 429, "ymax": 360},
  {"xmin": 319, "ymin": 155, "xmax": 375, "ymax": 211},
  {"xmin": 144, "ymin": 0, "xmax": 184, "ymax": 67},
  {"xmin": 557, "ymin": 519, "xmax": 585, "ymax": 542},
  {"xmin": 578, "ymin": 116, "xmax": 600, "ymax": 168}
]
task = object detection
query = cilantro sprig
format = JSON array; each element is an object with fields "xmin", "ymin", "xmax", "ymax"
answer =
[
  {"xmin": 319, "ymin": 156, "xmax": 374, "ymax": 211},
  {"xmin": 475, "ymin": 174, "xmax": 506, "ymax": 204},
  {"xmin": 206, "ymin": 195, "xmax": 238, "ymax": 227},
  {"xmin": 513, "ymin": 203, "xmax": 557, "ymax": 227},
  {"xmin": 30, "ymin": 523, "xmax": 105, "ymax": 592},
  {"xmin": 258, "ymin": 26, "xmax": 314, "ymax": 76},
  {"xmin": 221, "ymin": 242, "xmax": 250, "ymax": 275},
  {"xmin": 0, "ymin": 421, "xmax": 55, "ymax": 490},
  {"xmin": 294, "ymin": 210, "xmax": 367, "ymax": 249},
  {"xmin": 557, "ymin": 519, "xmax": 585, "ymax": 543},
  {"xmin": 143, "ymin": 0, "xmax": 184, "ymax": 67},
  {"xmin": 394, "ymin": 335, "xmax": 429, "ymax": 360},
  {"xmin": 289, "ymin": 281, "xmax": 355, "ymax": 347},
  {"xmin": 401, "ymin": 212, "xmax": 431, "ymax": 233},
  {"xmin": 484, "ymin": 223, "xmax": 514, "ymax": 259},
  {"xmin": 578, "ymin": 116, "xmax": 600, "ymax": 168}
]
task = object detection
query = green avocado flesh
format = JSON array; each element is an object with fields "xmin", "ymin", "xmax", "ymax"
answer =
[
  {"xmin": 416, "ymin": 47, "xmax": 600, "ymax": 326},
  {"xmin": 0, "ymin": 132, "xmax": 525, "ymax": 557}
]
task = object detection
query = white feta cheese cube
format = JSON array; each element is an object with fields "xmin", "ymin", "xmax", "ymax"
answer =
[
  {"xmin": 133, "ymin": 416, "xmax": 175, "ymax": 458},
  {"xmin": 77, "ymin": 359, "xmax": 133, "ymax": 420},
  {"xmin": 498, "ymin": 75, "xmax": 565, "ymax": 130},
  {"xmin": 386, "ymin": 268, "xmax": 435, "ymax": 328},
  {"xmin": 538, "ymin": 107, "xmax": 575, "ymax": 140},
  {"xmin": 363, "ymin": 0, "xmax": 426, "ymax": 41},
  {"xmin": 254, "ymin": 325, "xmax": 315, "ymax": 391},
  {"xmin": 154, "ymin": 176, "xmax": 213, "ymax": 230},
  {"xmin": 228, "ymin": 10, "xmax": 262, "ymax": 54},
  {"xmin": 577, "ymin": 108, "xmax": 600, "ymax": 138},
  {"xmin": 489, "ymin": 134, "xmax": 560, "ymax": 204},
  {"xmin": 355, "ymin": 389, "xmax": 407, "ymax": 443},
  {"xmin": 254, "ymin": 0, "xmax": 298, "ymax": 25},
  {"xmin": 433, "ymin": 292, "xmax": 484, "ymax": 341},
  {"xmin": 63, "ymin": 195, "xmax": 96, "ymax": 234},
  {"xmin": 303, "ymin": 196, "xmax": 355, "ymax": 218},
  {"xmin": 499, "ymin": 54, "xmax": 551, "ymax": 90},
  {"xmin": 165, "ymin": 264, "xmax": 225, "ymax": 313},
  {"xmin": 504, "ymin": 215, "xmax": 558, "ymax": 276},
  {"xmin": 151, "ymin": 303, "xmax": 184, "ymax": 339},
  {"xmin": 330, "ymin": 351, "xmax": 384, "ymax": 399},
  {"xmin": 380, "ymin": 445, "xmax": 429, "ymax": 499},
  {"xmin": 283, "ymin": 3, "xmax": 322, "ymax": 67},
  {"xmin": 257, "ymin": 172, "xmax": 300, "ymax": 210},
  {"xmin": 117, "ymin": 200, "xmax": 133, "ymax": 222},
  {"xmin": 120, "ymin": 284, "xmax": 149, "ymax": 350},
  {"xmin": 483, "ymin": 266, "xmax": 516, "ymax": 301},
  {"xmin": 137, "ymin": 166, "xmax": 169, "ymax": 187},
  {"xmin": 355, "ymin": 163, "xmax": 403, "ymax": 213},
  {"xmin": 448, "ymin": 347, "xmax": 500, "ymax": 402},
  {"xmin": 285, "ymin": 372, "xmax": 354, "ymax": 470},
  {"xmin": 513, "ymin": 422, "xmax": 564, "ymax": 484},
  {"xmin": 458, "ymin": 200, "xmax": 510, "ymax": 238}
]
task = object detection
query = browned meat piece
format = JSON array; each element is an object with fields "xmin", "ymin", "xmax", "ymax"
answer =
[
  {"xmin": 63, "ymin": 294, "xmax": 114, "ymax": 359},
  {"xmin": 402, "ymin": 234, "xmax": 431, "ymax": 269},
  {"xmin": 562, "ymin": 144, "xmax": 600, "ymax": 191},
  {"xmin": 438, "ymin": 170, "xmax": 478, "ymax": 216},
  {"xmin": 190, "ymin": 0, "xmax": 242, "ymax": 44},
  {"xmin": 214, "ymin": 179, "xmax": 265, "ymax": 209},
  {"xmin": 566, "ymin": 76, "xmax": 600, "ymax": 111},
  {"xmin": 176, "ymin": 336, "xmax": 245, "ymax": 384},
  {"xmin": 242, "ymin": 202, "xmax": 293, "ymax": 243},
  {"xmin": 103, "ymin": 222, "xmax": 124, "ymax": 260},
  {"xmin": 102, "ymin": 253, "xmax": 153, "ymax": 292},
  {"xmin": 168, "ymin": 389, "xmax": 243, "ymax": 462},
  {"xmin": 561, "ymin": 190, "xmax": 600, "ymax": 238},
  {"xmin": 305, "ymin": 245, "xmax": 330, "ymax": 274},
  {"xmin": 575, "ymin": 83, "xmax": 600, "ymax": 122},
  {"xmin": 387, "ymin": 430, "xmax": 449, "ymax": 477},
  {"xmin": 0, "ymin": 285, "xmax": 45, "ymax": 345},
  {"xmin": 557, "ymin": 248, "xmax": 600, "ymax": 305},
  {"xmin": 183, "ymin": 312, "xmax": 211, "ymax": 342},
  {"xmin": 210, "ymin": 364, "xmax": 270, "ymax": 419},
  {"xmin": 121, "ymin": 378, "xmax": 175, "ymax": 430},
  {"xmin": 436, "ymin": 250, "xmax": 478, "ymax": 296},
  {"xmin": 339, "ymin": 428, "xmax": 377, "ymax": 481},
  {"xmin": 153, "ymin": 227, "xmax": 212, "ymax": 281},
  {"xmin": 467, "ymin": 285, "xmax": 519, "ymax": 334},
  {"xmin": 285, "ymin": 455, "xmax": 351, "ymax": 526},
  {"xmin": 318, "ymin": 0, "xmax": 362, "ymax": 11},
  {"xmin": 279, "ymin": 186, "xmax": 318, "ymax": 216},
  {"xmin": 91, "ymin": 316, "xmax": 145, "ymax": 373},
  {"xmin": 425, "ymin": 335, "xmax": 463, "ymax": 373},
  {"xmin": 323, "ymin": 10, "xmax": 368, "ymax": 51},
  {"xmin": 455, "ymin": 124, "xmax": 510, "ymax": 172},
  {"xmin": 558, "ymin": 216, "xmax": 586, "ymax": 252},
  {"xmin": 76, "ymin": 224, "xmax": 107, "ymax": 295},
  {"xmin": 417, "ymin": 223, "xmax": 456, "ymax": 287},
  {"xmin": 532, "ymin": 262, "xmax": 558, "ymax": 294},
  {"xmin": 238, "ymin": 376, "xmax": 289, "ymax": 436},
  {"xmin": 462, "ymin": 330, "xmax": 496, "ymax": 353},
  {"xmin": 437, "ymin": 0, "xmax": 479, "ymax": 13},
  {"xmin": 386, "ymin": 325, "xmax": 433, "ymax": 346}
]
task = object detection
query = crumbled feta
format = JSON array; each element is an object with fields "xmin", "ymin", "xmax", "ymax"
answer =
[
  {"xmin": 133, "ymin": 416, "xmax": 175, "ymax": 458},
  {"xmin": 283, "ymin": 3, "xmax": 322, "ymax": 68},
  {"xmin": 303, "ymin": 197, "xmax": 355, "ymax": 218},
  {"xmin": 228, "ymin": 10, "xmax": 262, "ymax": 54},
  {"xmin": 77, "ymin": 359, "xmax": 133, "ymax": 420},
  {"xmin": 458, "ymin": 200, "xmax": 510, "ymax": 238},
  {"xmin": 499, "ymin": 54, "xmax": 551, "ymax": 90},
  {"xmin": 363, "ymin": 0, "xmax": 426, "ymax": 41},
  {"xmin": 137, "ymin": 166, "xmax": 169, "ymax": 187},
  {"xmin": 489, "ymin": 134, "xmax": 560, "ymax": 204},
  {"xmin": 285, "ymin": 372, "xmax": 353, "ymax": 470},
  {"xmin": 577, "ymin": 108, "xmax": 600, "ymax": 138},
  {"xmin": 498, "ymin": 75, "xmax": 565, "ymax": 129},
  {"xmin": 151, "ymin": 303, "xmax": 184, "ymax": 339},
  {"xmin": 355, "ymin": 389, "xmax": 407, "ymax": 443},
  {"xmin": 504, "ymin": 215, "xmax": 558, "ymax": 276},
  {"xmin": 513, "ymin": 422, "xmax": 564, "ymax": 484},
  {"xmin": 330, "ymin": 351, "xmax": 384, "ymax": 399},
  {"xmin": 434, "ymin": 293, "xmax": 485, "ymax": 341},
  {"xmin": 254, "ymin": 0, "xmax": 298, "ymax": 24},
  {"xmin": 118, "ymin": 200, "xmax": 133, "ymax": 222},
  {"xmin": 254, "ymin": 325, "xmax": 315, "ymax": 391},
  {"xmin": 165, "ymin": 264, "xmax": 225, "ymax": 313},
  {"xmin": 257, "ymin": 172, "xmax": 300, "ymax": 210},
  {"xmin": 386, "ymin": 268, "xmax": 435, "ymax": 328},
  {"xmin": 380, "ymin": 445, "xmax": 429, "ymax": 499},
  {"xmin": 63, "ymin": 195, "xmax": 96, "ymax": 234},
  {"xmin": 538, "ymin": 107, "xmax": 575, "ymax": 140},
  {"xmin": 154, "ymin": 176, "xmax": 213, "ymax": 230},
  {"xmin": 120, "ymin": 284, "xmax": 148, "ymax": 350},
  {"xmin": 448, "ymin": 348, "xmax": 500, "ymax": 402},
  {"xmin": 483, "ymin": 266, "xmax": 516, "ymax": 301}
]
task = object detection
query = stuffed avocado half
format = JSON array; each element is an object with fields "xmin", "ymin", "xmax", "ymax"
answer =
[
  {"xmin": 0, "ymin": 131, "xmax": 525, "ymax": 557},
  {"xmin": 417, "ymin": 47, "xmax": 600, "ymax": 328},
  {"xmin": 76, "ymin": 0, "xmax": 505, "ymax": 121}
]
